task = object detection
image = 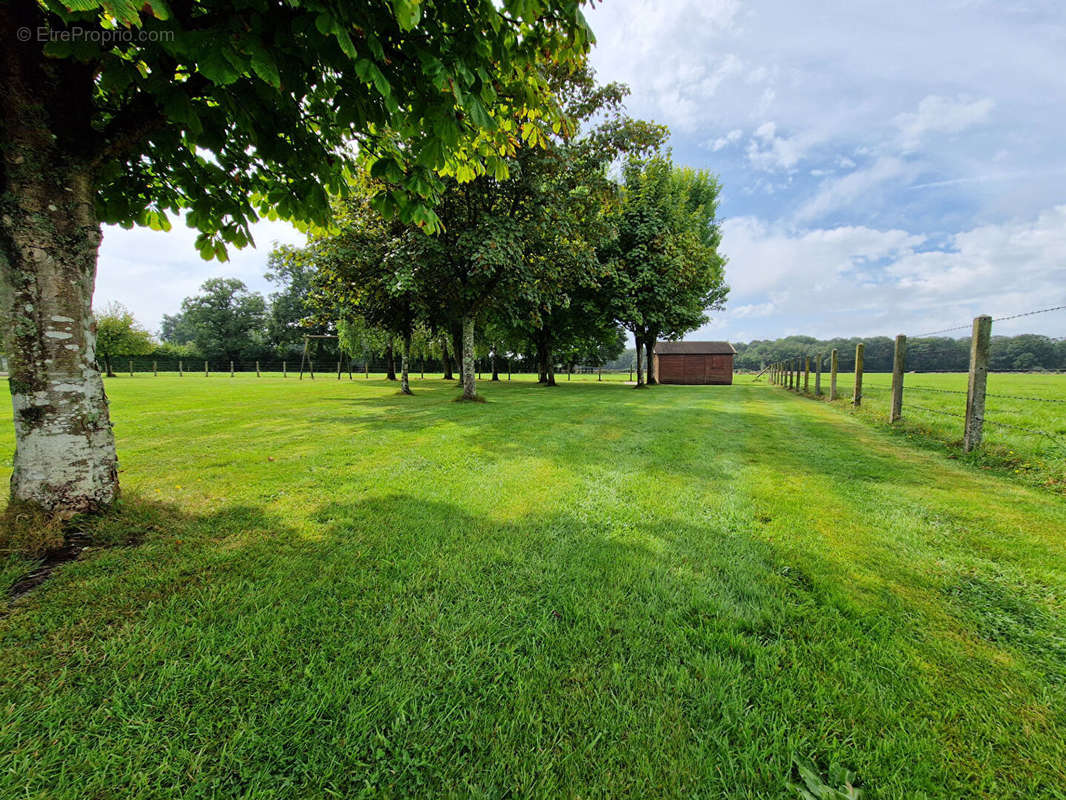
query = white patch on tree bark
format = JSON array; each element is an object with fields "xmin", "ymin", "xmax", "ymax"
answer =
[{"xmin": 461, "ymin": 314, "xmax": 477, "ymax": 400}]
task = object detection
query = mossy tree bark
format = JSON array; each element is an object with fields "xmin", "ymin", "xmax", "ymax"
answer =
[
  {"xmin": 385, "ymin": 339, "xmax": 397, "ymax": 381},
  {"xmin": 440, "ymin": 336, "xmax": 453, "ymax": 380},
  {"xmin": 0, "ymin": 78, "xmax": 118, "ymax": 511},
  {"xmin": 400, "ymin": 332, "xmax": 412, "ymax": 395},
  {"xmin": 644, "ymin": 337, "xmax": 657, "ymax": 385},
  {"xmin": 461, "ymin": 314, "xmax": 477, "ymax": 401}
]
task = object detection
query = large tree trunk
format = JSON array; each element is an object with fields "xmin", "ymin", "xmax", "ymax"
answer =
[
  {"xmin": 491, "ymin": 349, "xmax": 499, "ymax": 381},
  {"xmin": 535, "ymin": 329, "xmax": 556, "ymax": 385},
  {"xmin": 0, "ymin": 161, "xmax": 118, "ymax": 513},
  {"xmin": 103, "ymin": 355, "xmax": 116, "ymax": 378},
  {"xmin": 451, "ymin": 324, "xmax": 464, "ymax": 387},
  {"xmin": 645, "ymin": 337, "xmax": 657, "ymax": 385},
  {"xmin": 386, "ymin": 339, "xmax": 397, "ymax": 380},
  {"xmin": 400, "ymin": 332, "xmax": 412, "ymax": 395},
  {"xmin": 460, "ymin": 314, "xmax": 477, "ymax": 401},
  {"xmin": 635, "ymin": 335, "xmax": 645, "ymax": 387},
  {"xmin": 441, "ymin": 336, "xmax": 454, "ymax": 380}
]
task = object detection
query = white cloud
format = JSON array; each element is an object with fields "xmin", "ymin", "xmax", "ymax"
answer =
[
  {"xmin": 794, "ymin": 157, "xmax": 912, "ymax": 223},
  {"xmin": 95, "ymin": 216, "xmax": 306, "ymax": 334},
  {"xmin": 895, "ymin": 95, "xmax": 995, "ymax": 150},
  {"xmin": 698, "ymin": 205, "xmax": 1066, "ymax": 340},
  {"xmin": 746, "ymin": 121, "xmax": 812, "ymax": 171},
  {"xmin": 709, "ymin": 129, "xmax": 743, "ymax": 151}
]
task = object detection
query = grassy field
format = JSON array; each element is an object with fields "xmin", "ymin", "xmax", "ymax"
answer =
[
  {"xmin": 756, "ymin": 371, "xmax": 1066, "ymax": 492},
  {"xmin": 2, "ymin": 375, "xmax": 1066, "ymax": 798}
]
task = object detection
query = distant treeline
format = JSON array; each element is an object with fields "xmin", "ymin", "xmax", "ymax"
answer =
[{"xmin": 734, "ymin": 334, "xmax": 1066, "ymax": 372}]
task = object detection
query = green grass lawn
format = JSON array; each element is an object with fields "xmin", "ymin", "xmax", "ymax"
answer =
[
  {"xmin": 756, "ymin": 371, "xmax": 1066, "ymax": 491},
  {"xmin": 2, "ymin": 375, "xmax": 1066, "ymax": 798}
]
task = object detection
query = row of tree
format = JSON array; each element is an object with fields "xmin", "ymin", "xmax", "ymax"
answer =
[
  {"xmin": 96, "ymin": 65, "xmax": 729, "ymax": 395},
  {"xmin": 267, "ymin": 64, "xmax": 728, "ymax": 399},
  {"xmin": 734, "ymin": 334, "xmax": 1066, "ymax": 373},
  {"xmin": 1, "ymin": 0, "xmax": 602, "ymax": 512}
]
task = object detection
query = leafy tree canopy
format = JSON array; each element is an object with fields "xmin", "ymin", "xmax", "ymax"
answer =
[
  {"xmin": 177, "ymin": 277, "xmax": 267, "ymax": 363},
  {"xmin": 24, "ymin": 0, "xmax": 594, "ymax": 251}
]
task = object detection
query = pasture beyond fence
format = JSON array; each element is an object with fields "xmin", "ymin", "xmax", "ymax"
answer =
[{"xmin": 763, "ymin": 307, "xmax": 1065, "ymax": 454}]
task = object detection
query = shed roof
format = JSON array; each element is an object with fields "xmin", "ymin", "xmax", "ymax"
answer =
[{"xmin": 654, "ymin": 341, "xmax": 736, "ymax": 355}]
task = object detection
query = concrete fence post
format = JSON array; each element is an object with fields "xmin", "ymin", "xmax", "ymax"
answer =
[
  {"xmin": 964, "ymin": 315, "xmax": 992, "ymax": 452},
  {"xmin": 890, "ymin": 334, "xmax": 906, "ymax": 423},
  {"xmin": 853, "ymin": 343, "xmax": 864, "ymax": 407}
]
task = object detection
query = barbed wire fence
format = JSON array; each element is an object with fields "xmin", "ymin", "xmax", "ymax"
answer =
[{"xmin": 765, "ymin": 306, "xmax": 1066, "ymax": 453}]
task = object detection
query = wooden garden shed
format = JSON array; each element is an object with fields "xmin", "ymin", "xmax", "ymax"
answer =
[{"xmin": 654, "ymin": 341, "xmax": 736, "ymax": 385}]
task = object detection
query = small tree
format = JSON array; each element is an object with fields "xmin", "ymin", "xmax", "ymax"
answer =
[{"xmin": 94, "ymin": 302, "xmax": 155, "ymax": 377}]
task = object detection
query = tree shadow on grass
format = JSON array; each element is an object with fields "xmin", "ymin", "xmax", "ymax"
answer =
[{"xmin": 3, "ymin": 490, "xmax": 1062, "ymax": 797}]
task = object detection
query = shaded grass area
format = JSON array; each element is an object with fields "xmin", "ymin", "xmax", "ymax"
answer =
[{"xmin": 1, "ymin": 376, "xmax": 1066, "ymax": 798}]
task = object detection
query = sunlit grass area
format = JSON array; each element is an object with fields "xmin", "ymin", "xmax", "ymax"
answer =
[
  {"xmin": 745, "ymin": 371, "xmax": 1066, "ymax": 491},
  {"xmin": 2, "ymin": 375, "xmax": 1065, "ymax": 798}
]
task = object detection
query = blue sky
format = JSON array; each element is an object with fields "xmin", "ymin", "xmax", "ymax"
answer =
[{"xmin": 95, "ymin": 0, "xmax": 1066, "ymax": 342}]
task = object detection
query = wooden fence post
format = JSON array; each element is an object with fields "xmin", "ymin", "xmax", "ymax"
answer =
[
  {"xmin": 830, "ymin": 349, "xmax": 838, "ymax": 400},
  {"xmin": 256, "ymin": 360, "xmax": 261, "ymax": 377},
  {"xmin": 852, "ymin": 343, "xmax": 864, "ymax": 406},
  {"xmin": 795, "ymin": 358, "xmax": 802, "ymax": 391},
  {"xmin": 803, "ymin": 356, "xmax": 810, "ymax": 393},
  {"xmin": 282, "ymin": 361, "xmax": 287, "ymax": 378},
  {"xmin": 178, "ymin": 360, "xmax": 183, "ymax": 377},
  {"xmin": 204, "ymin": 361, "xmax": 209, "ymax": 377},
  {"xmin": 964, "ymin": 315, "xmax": 992, "ymax": 452},
  {"xmin": 889, "ymin": 334, "xmax": 906, "ymax": 423},
  {"xmin": 814, "ymin": 354, "xmax": 822, "ymax": 396}
]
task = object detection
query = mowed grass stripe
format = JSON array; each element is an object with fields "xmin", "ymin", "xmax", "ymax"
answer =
[{"xmin": 0, "ymin": 376, "xmax": 1064, "ymax": 798}]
